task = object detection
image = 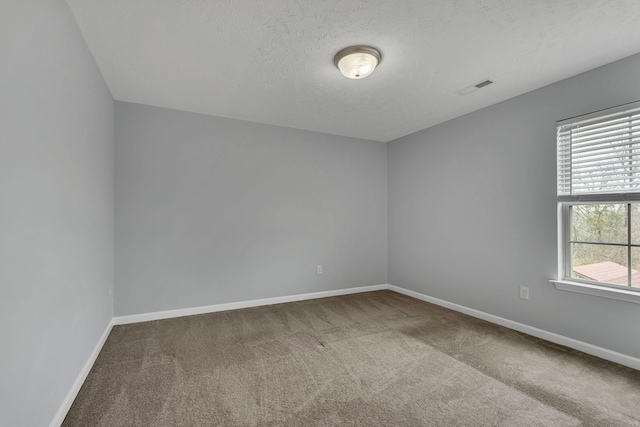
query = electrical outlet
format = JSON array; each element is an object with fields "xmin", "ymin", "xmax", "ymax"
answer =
[
  {"xmin": 317, "ymin": 265, "xmax": 323, "ymax": 275},
  {"xmin": 109, "ymin": 284, "xmax": 113, "ymax": 298},
  {"xmin": 519, "ymin": 286, "xmax": 529, "ymax": 300}
]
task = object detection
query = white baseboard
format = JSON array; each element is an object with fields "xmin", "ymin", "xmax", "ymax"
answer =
[
  {"xmin": 388, "ymin": 284, "xmax": 640, "ymax": 371},
  {"xmin": 51, "ymin": 282, "xmax": 640, "ymax": 427},
  {"xmin": 113, "ymin": 284, "xmax": 388, "ymax": 325},
  {"xmin": 49, "ymin": 319, "xmax": 114, "ymax": 427}
]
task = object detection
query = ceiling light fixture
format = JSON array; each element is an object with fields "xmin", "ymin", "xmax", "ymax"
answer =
[{"xmin": 334, "ymin": 46, "xmax": 381, "ymax": 80}]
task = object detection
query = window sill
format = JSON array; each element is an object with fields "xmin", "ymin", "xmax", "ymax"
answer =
[{"xmin": 550, "ymin": 280, "xmax": 640, "ymax": 304}]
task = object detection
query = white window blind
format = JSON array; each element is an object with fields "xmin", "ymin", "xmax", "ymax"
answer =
[{"xmin": 557, "ymin": 101, "xmax": 640, "ymax": 202}]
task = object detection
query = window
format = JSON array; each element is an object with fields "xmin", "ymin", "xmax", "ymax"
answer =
[{"xmin": 556, "ymin": 101, "xmax": 640, "ymax": 300}]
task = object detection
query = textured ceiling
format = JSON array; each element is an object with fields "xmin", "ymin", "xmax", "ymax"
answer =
[{"xmin": 65, "ymin": 0, "xmax": 640, "ymax": 142}]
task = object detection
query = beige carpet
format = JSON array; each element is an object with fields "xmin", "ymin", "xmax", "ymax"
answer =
[{"xmin": 63, "ymin": 290, "xmax": 640, "ymax": 426}]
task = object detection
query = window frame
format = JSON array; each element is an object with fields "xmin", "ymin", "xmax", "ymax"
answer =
[
  {"xmin": 552, "ymin": 101, "xmax": 640, "ymax": 304},
  {"xmin": 554, "ymin": 201, "xmax": 640, "ymax": 303},
  {"xmin": 560, "ymin": 202, "xmax": 640, "ymax": 290}
]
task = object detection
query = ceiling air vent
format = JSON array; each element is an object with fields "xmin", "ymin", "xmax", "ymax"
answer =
[
  {"xmin": 456, "ymin": 78, "xmax": 494, "ymax": 96},
  {"xmin": 474, "ymin": 79, "xmax": 493, "ymax": 89}
]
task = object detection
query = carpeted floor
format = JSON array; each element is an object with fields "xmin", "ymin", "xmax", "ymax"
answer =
[{"xmin": 63, "ymin": 290, "xmax": 640, "ymax": 426}]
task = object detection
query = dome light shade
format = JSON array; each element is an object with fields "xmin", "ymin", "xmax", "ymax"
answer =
[{"xmin": 334, "ymin": 46, "xmax": 381, "ymax": 79}]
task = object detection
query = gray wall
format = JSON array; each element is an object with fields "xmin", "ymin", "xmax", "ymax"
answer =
[
  {"xmin": 388, "ymin": 53, "xmax": 640, "ymax": 358},
  {"xmin": 115, "ymin": 102, "xmax": 387, "ymax": 316},
  {"xmin": 3, "ymin": 2, "xmax": 638, "ymax": 423},
  {"xmin": 0, "ymin": 1, "xmax": 114, "ymax": 426}
]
